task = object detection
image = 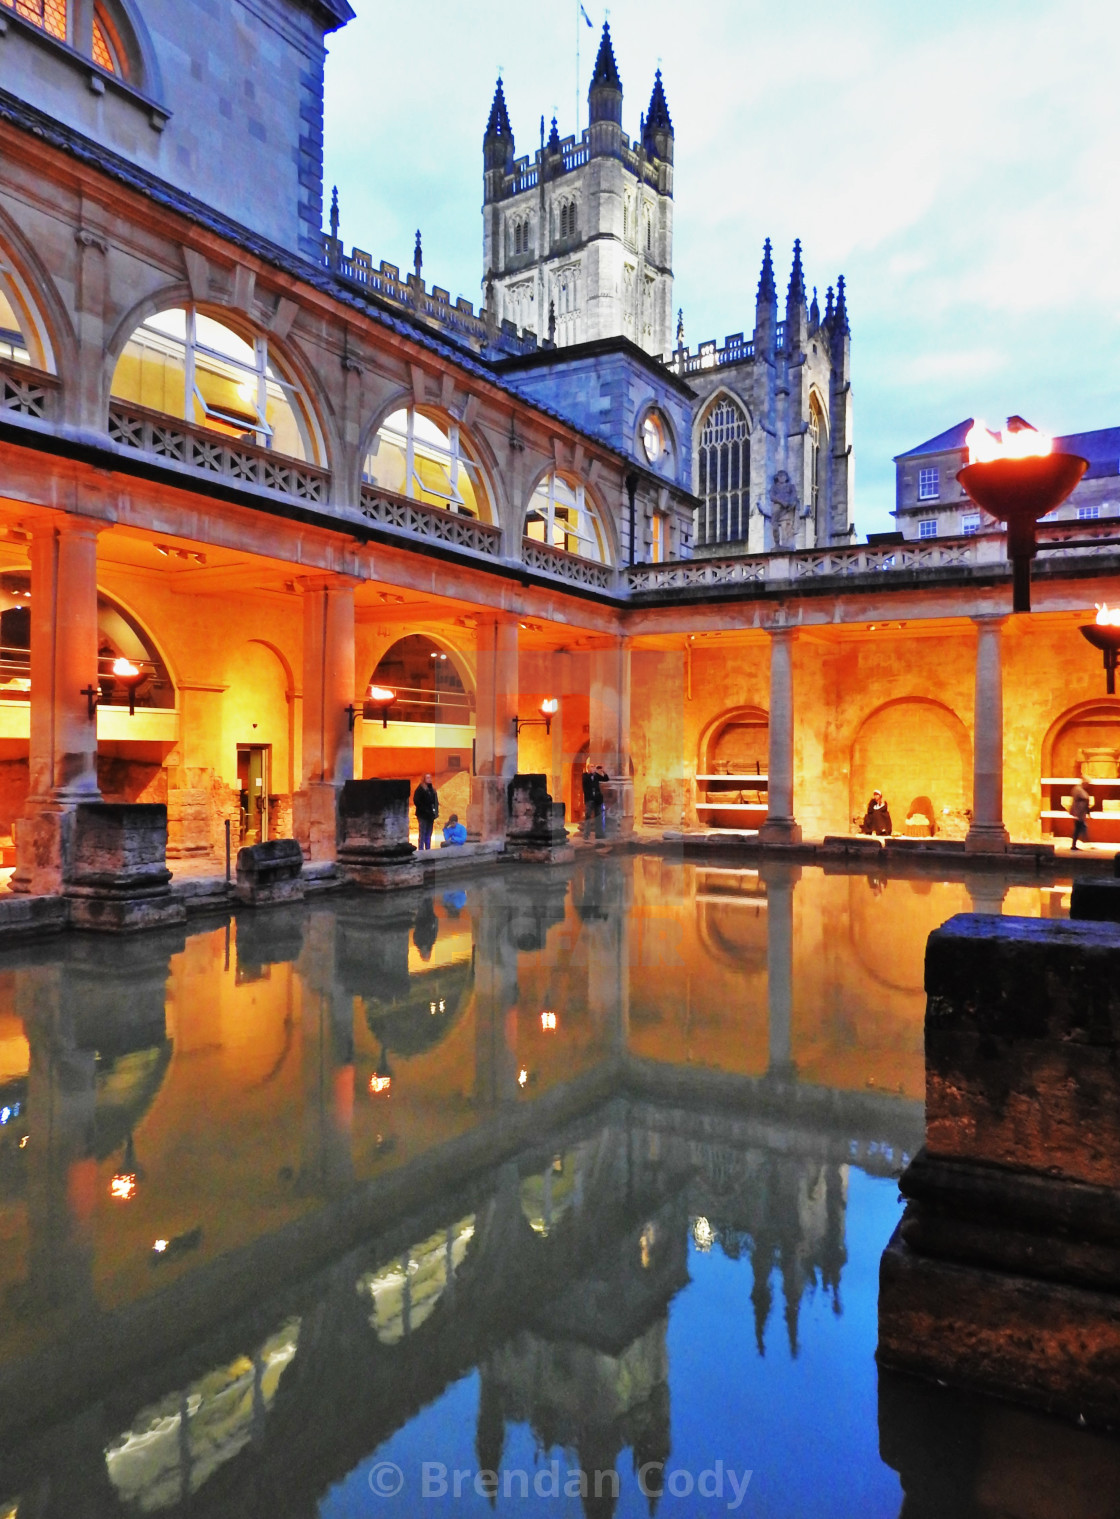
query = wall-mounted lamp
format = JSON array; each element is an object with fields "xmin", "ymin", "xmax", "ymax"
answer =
[
  {"xmin": 349, "ymin": 684, "xmax": 397, "ymax": 732},
  {"xmin": 513, "ymin": 697, "xmax": 559, "ymax": 738},
  {"xmin": 112, "ymin": 658, "xmax": 147, "ymax": 716}
]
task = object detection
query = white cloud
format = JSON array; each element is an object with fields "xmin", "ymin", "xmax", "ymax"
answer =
[{"xmin": 325, "ymin": 0, "xmax": 1120, "ymax": 535}]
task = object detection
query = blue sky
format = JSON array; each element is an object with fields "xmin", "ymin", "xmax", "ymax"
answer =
[{"xmin": 324, "ymin": 1, "xmax": 1120, "ymax": 536}]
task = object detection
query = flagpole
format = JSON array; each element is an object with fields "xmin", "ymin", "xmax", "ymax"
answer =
[{"xmin": 576, "ymin": 0, "xmax": 580, "ymax": 137}]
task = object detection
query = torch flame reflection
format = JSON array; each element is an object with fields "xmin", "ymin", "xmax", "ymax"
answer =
[
  {"xmin": 965, "ymin": 420, "xmax": 1052, "ymax": 464},
  {"xmin": 110, "ymin": 1172, "xmax": 137, "ymax": 1201},
  {"xmin": 369, "ymin": 1074, "xmax": 391, "ymax": 1095}
]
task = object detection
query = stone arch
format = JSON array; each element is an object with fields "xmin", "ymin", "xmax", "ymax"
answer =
[
  {"xmin": 361, "ymin": 632, "xmax": 475, "ymax": 814},
  {"xmin": 1041, "ymin": 696, "xmax": 1120, "ymax": 779},
  {"xmin": 105, "ymin": 294, "xmax": 333, "ymax": 469},
  {"xmin": 849, "ymin": 697, "xmax": 971, "ymax": 837},
  {"xmin": 222, "ymin": 639, "xmax": 297, "ymax": 836},
  {"xmin": 95, "ymin": 0, "xmax": 166, "ymax": 97},
  {"xmin": 695, "ymin": 706, "xmax": 769, "ymax": 829},
  {"xmin": 0, "ymin": 203, "xmax": 76, "ymax": 380},
  {"xmin": 522, "ymin": 465, "xmax": 617, "ymax": 565},
  {"xmin": 359, "ymin": 393, "xmax": 501, "ymax": 528},
  {"xmin": 698, "ymin": 705, "xmax": 769, "ymax": 775}
]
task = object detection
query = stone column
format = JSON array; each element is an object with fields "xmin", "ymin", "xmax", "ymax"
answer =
[
  {"xmin": 590, "ymin": 638, "xmax": 633, "ymax": 837},
  {"xmin": 469, "ymin": 620, "xmax": 518, "ymax": 841},
  {"xmin": 759, "ymin": 627, "xmax": 802, "ymax": 844},
  {"xmin": 297, "ymin": 577, "xmax": 356, "ymax": 862},
  {"xmin": 965, "ymin": 616, "xmax": 1009, "ymax": 853},
  {"xmin": 13, "ymin": 517, "xmax": 103, "ymax": 894}
]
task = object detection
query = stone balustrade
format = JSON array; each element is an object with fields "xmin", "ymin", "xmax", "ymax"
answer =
[
  {"xmin": 0, "ymin": 357, "xmax": 59, "ymax": 422},
  {"xmin": 521, "ymin": 536, "xmax": 616, "ymax": 591},
  {"xmin": 359, "ymin": 486, "xmax": 503, "ymax": 559},
  {"xmin": 108, "ymin": 402, "xmax": 330, "ymax": 504}
]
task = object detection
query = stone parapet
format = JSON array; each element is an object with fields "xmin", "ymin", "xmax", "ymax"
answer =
[
  {"xmin": 879, "ymin": 912, "xmax": 1120, "ymax": 1427},
  {"xmin": 235, "ymin": 839, "xmax": 305, "ymax": 906},
  {"xmin": 65, "ymin": 803, "xmax": 185, "ymax": 933},
  {"xmin": 336, "ymin": 778, "xmax": 421, "ymax": 889}
]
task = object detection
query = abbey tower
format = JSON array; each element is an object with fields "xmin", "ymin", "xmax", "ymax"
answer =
[{"xmin": 482, "ymin": 24, "xmax": 674, "ymax": 356}]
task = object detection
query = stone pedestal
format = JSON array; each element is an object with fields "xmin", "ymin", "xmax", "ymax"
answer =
[
  {"xmin": 505, "ymin": 774, "xmax": 574, "ymax": 863},
  {"xmin": 600, "ymin": 778, "xmax": 634, "ymax": 840},
  {"xmin": 65, "ymin": 803, "xmax": 185, "ymax": 932},
  {"xmin": 336, "ymin": 778, "xmax": 422, "ymax": 889},
  {"xmin": 235, "ymin": 839, "xmax": 305, "ymax": 906},
  {"xmin": 879, "ymin": 913, "xmax": 1120, "ymax": 1428}
]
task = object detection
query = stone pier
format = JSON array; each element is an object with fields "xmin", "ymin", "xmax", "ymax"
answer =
[
  {"xmin": 878, "ymin": 912, "xmax": 1120, "ymax": 1428},
  {"xmin": 336, "ymin": 778, "xmax": 422, "ymax": 889},
  {"xmin": 504, "ymin": 774, "xmax": 574, "ymax": 863},
  {"xmin": 65, "ymin": 803, "xmax": 185, "ymax": 932}
]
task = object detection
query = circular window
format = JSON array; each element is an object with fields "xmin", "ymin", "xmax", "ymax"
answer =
[{"xmin": 641, "ymin": 412, "xmax": 666, "ymax": 464}]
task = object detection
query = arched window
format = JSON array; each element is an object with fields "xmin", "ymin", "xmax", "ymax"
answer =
[
  {"xmin": 0, "ymin": 279, "xmax": 31, "ymax": 367},
  {"xmin": 110, "ymin": 306, "xmax": 318, "ymax": 462},
  {"xmin": 92, "ymin": 4, "xmax": 126, "ymax": 74},
  {"xmin": 696, "ymin": 397, "xmax": 750, "ymax": 546},
  {"xmin": 0, "ymin": 0, "xmax": 67, "ymax": 42},
  {"xmin": 809, "ymin": 394, "xmax": 825, "ymax": 518},
  {"xmin": 525, "ymin": 472, "xmax": 608, "ymax": 562},
  {"xmin": 645, "ymin": 212, "xmax": 652, "ymax": 253},
  {"xmin": 364, "ymin": 407, "xmax": 492, "ymax": 520},
  {"xmin": 1, "ymin": 1, "xmax": 129, "ymax": 75}
]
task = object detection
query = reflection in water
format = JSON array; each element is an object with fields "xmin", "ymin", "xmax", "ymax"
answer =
[{"xmin": 0, "ymin": 858, "xmax": 1111, "ymax": 1517}]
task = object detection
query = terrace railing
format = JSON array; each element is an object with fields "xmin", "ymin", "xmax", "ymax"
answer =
[
  {"xmin": 521, "ymin": 537, "xmax": 616, "ymax": 591},
  {"xmin": 107, "ymin": 403, "xmax": 330, "ymax": 504},
  {"xmin": 0, "ymin": 358, "xmax": 60, "ymax": 423},
  {"xmin": 359, "ymin": 486, "xmax": 503, "ymax": 559}
]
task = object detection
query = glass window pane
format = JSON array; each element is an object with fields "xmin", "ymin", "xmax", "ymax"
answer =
[{"xmin": 0, "ymin": 286, "xmax": 30, "ymax": 366}]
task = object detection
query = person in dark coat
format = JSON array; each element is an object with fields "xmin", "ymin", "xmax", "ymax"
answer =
[
  {"xmin": 860, "ymin": 790, "xmax": 892, "ymax": 836},
  {"xmin": 581, "ymin": 761, "xmax": 603, "ymax": 839},
  {"xmin": 413, "ymin": 772, "xmax": 438, "ymax": 850}
]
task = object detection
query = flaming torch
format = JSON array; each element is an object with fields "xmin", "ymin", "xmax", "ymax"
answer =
[
  {"xmin": 957, "ymin": 420, "xmax": 1087, "ymax": 612},
  {"xmin": 1079, "ymin": 605, "xmax": 1120, "ymax": 694},
  {"xmin": 111, "ymin": 657, "xmax": 147, "ymax": 716}
]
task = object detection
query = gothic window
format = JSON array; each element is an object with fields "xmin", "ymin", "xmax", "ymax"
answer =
[
  {"xmin": 364, "ymin": 406, "xmax": 491, "ymax": 520},
  {"xmin": 511, "ymin": 218, "xmax": 530, "ymax": 256},
  {"xmin": 696, "ymin": 397, "xmax": 750, "ymax": 546},
  {"xmin": 110, "ymin": 307, "xmax": 319, "ymax": 462},
  {"xmin": 525, "ymin": 472, "xmax": 608, "ymax": 562},
  {"xmin": 92, "ymin": 5, "xmax": 124, "ymax": 72},
  {"xmin": 809, "ymin": 395, "xmax": 825, "ymax": 517},
  {"xmin": 0, "ymin": 280, "xmax": 31, "ymax": 367},
  {"xmin": 558, "ymin": 201, "xmax": 577, "ymax": 241}
]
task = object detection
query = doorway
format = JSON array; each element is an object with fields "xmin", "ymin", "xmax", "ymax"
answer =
[{"xmin": 237, "ymin": 745, "xmax": 270, "ymax": 844}]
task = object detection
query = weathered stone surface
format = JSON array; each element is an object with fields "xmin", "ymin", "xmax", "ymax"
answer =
[
  {"xmin": 66, "ymin": 804, "xmax": 185, "ymax": 933},
  {"xmin": 235, "ymin": 838, "xmax": 305, "ymax": 905},
  {"xmin": 337, "ymin": 778, "xmax": 421, "ymax": 889},
  {"xmin": 880, "ymin": 911, "xmax": 1120, "ymax": 1427},
  {"xmin": 505, "ymin": 774, "xmax": 574, "ymax": 863},
  {"xmin": 924, "ymin": 914, "xmax": 1120, "ymax": 1187},
  {"xmin": 1070, "ymin": 877, "xmax": 1120, "ymax": 922}
]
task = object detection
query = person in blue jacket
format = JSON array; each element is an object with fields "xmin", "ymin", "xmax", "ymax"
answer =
[{"xmin": 442, "ymin": 812, "xmax": 468, "ymax": 846}]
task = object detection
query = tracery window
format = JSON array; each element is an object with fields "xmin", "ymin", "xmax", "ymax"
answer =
[
  {"xmin": 0, "ymin": 0, "xmax": 68, "ymax": 43},
  {"xmin": 645, "ymin": 212, "xmax": 652, "ymax": 253},
  {"xmin": 558, "ymin": 201, "xmax": 577, "ymax": 240},
  {"xmin": 364, "ymin": 406, "xmax": 491, "ymax": 520},
  {"xmin": 809, "ymin": 396, "xmax": 824, "ymax": 517},
  {"xmin": 525, "ymin": 472, "xmax": 608, "ymax": 562},
  {"xmin": 110, "ymin": 307, "xmax": 318, "ymax": 462},
  {"xmin": 511, "ymin": 218, "xmax": 530, "ymax": 256},
  {"xmin": 696, "ymin": 397, "xmax": 750, "ymax": 546}
]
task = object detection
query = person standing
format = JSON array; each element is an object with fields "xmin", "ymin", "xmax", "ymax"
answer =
[
  {"xmin": 581, "ymin": 761, "xmax": 602, "ymax": 840},
  {"xmin": 594, "ymin": 764, "xmax": 610, "ymax": 838},
  {"xmin": 1069, "ymin": 779, "xmax": 1092, "ymax": 851},
  {"xmin": 413, "ymin": 772, "xmax": 439, "ymax": 851}
]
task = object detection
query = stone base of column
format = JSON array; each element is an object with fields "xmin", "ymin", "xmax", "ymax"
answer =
[
  {"xmin": 964, "ymin": 822, "xmax": 1010, "ymax": 854},
  {"xmin": 336, "ymin": 778, "xmax": 423, "ymax": 891},
  {"xmin": 468, "ymin": 776, "xmax": 512, "ymax": 843},
  {"xmin": 294, "ymin": 782, "xmax": 343, "ymax": 863},
  {"xmin": 758, "ymin": 818, "xmax": 803, "ymax": 845},
  {"xmin": 12, "ymin": 805, "xmax": 75, "ymax": 896},
  {"xmin": 235, "ymin": 840, "xmax": 306, "ymax": 906},
  {"xmin": 65, "ymin": 803, "xmax": 186, "ymax": 933}
]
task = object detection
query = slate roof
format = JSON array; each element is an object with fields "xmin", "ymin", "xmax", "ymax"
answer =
[
  {"xmin": 896, "ymin": 418, "xmax": 1120, "ymax": 477},
  {"xmin": 0, "ymin": 89, "xmax": 665, "ymax": 486}
]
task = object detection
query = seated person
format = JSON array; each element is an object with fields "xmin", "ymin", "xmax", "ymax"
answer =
[
  {"xmin": 441, "ymin": 813, "xmax": 468, "ymax": 846},
  {"xmin": 860, "ymin": 790, "xmax": 892, "ymax": 836}
]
